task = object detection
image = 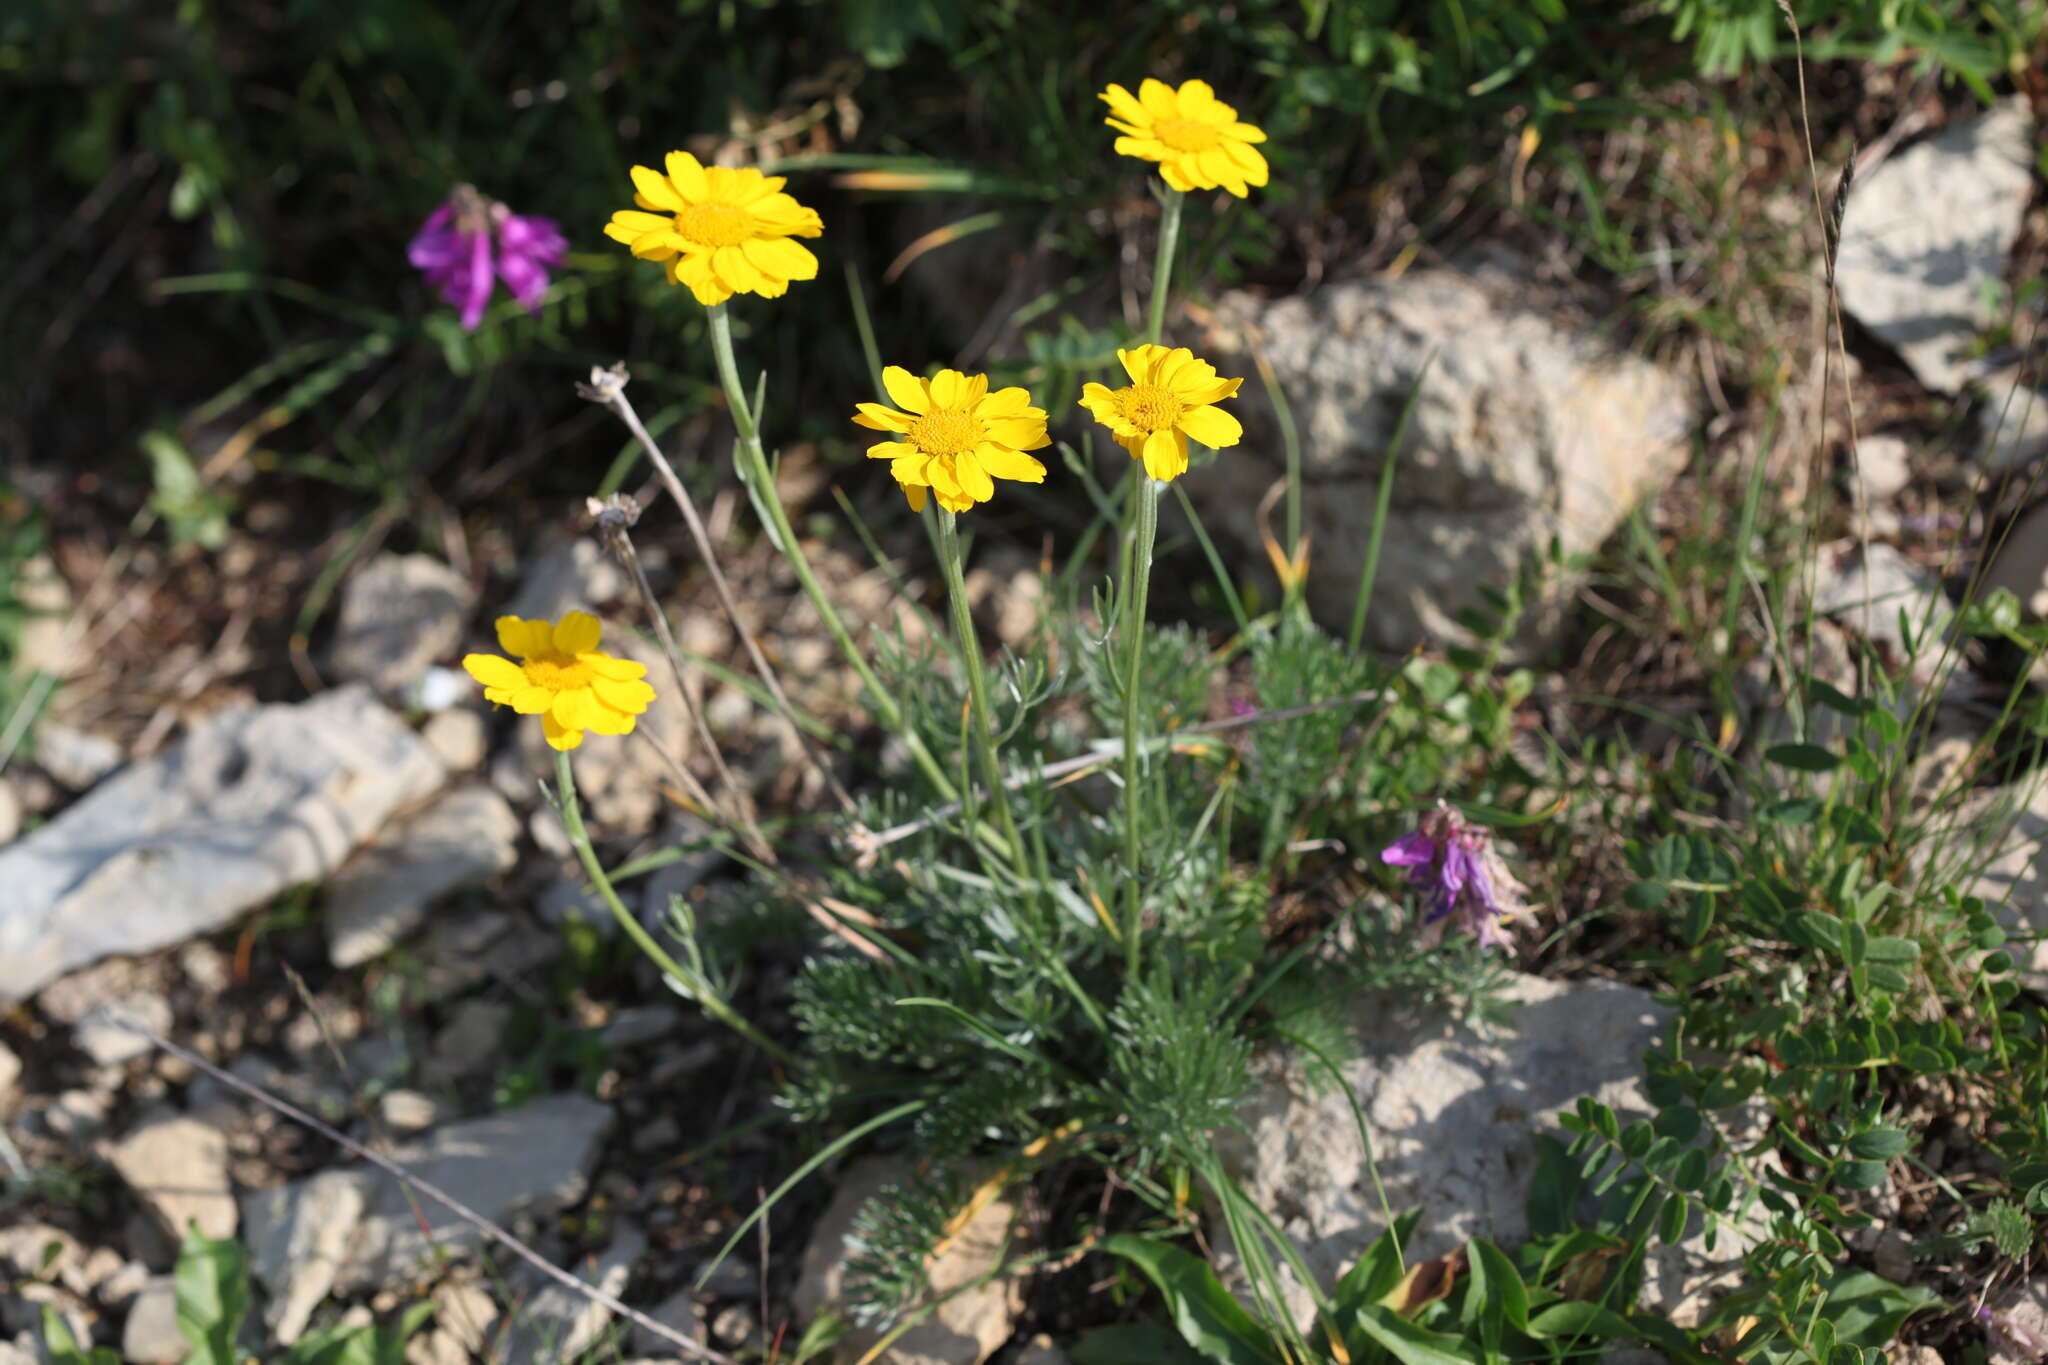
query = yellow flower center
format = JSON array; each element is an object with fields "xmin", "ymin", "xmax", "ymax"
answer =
[
  {"xmin": 522, "ymin": 657, "xmax": 593, "ymax": 691},
  {"xmin": 1117, "ymin": 384, "xmax": 1183, "ymax": 432},
  {"xmin": 674, "ymin": 202, "xmax": 753, "ymax": 249},
  {"xmin": 1153, "ymin": 118, "xmax": 1222, "ymax": 154},
  {"xmin": 906, "ymin": 407, "xmax": 981, "ymax": 456}
]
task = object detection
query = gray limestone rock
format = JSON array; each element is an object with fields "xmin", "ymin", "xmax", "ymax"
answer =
[
  {"xmin": 495, "ymin": 1227, "xmax": 647, "ymax": 1365},
  {"xmin": 323, "ymin": 783, "xmax": 519, "ymax": 968},
  {"xmin": 1835, "ymin": 100, "xmax": 2037, "ymax": 394},
  {"xmin": 1215, "ymin": 975, "xmax": 1755, "ymax": 1329},
  {"xmin": 101, "ymin": 1114, "xmax": 237, "ymax": 1243},
  {"xmin": 330, "ymin": 552, "xmax": 473, "ymax": 693},
  {"xmin": 243, "ymin": 1168, "xmax": 374, "ymax": 1345},
  {"xmin": 1187, "ymin": 258, "xmax": 1694, "ymax": 654},
  {"xmin": 0, "ymin": 686, "xmax": 444, "ymax": 1004}
]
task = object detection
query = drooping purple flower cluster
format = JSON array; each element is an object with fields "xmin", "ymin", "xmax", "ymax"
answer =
[
  {"xmin": 408, "ymin": 184, "xmax": 566, "ymax": 331},
  {"xmin": 1380, "ymin": 802, "xmax": 1527, "ymax": 950}
]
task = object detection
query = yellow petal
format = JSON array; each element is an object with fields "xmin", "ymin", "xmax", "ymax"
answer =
[
  {"xmin": 1160, "ymin": 160, "xmax": 1198, "ymax": 193},
  {"xmin": 592, "ymin": 675, "xmax": 656, "ymax": 713},
  {"xmin": 1140, "ymin": 427, "xmax": 1188, "ymax": 481},
  {"xmin": 584, "ymin": 703, "xmax": 635, "ymax": 735},
  {"xmin": 975, "ymin": 445, "xmax": 1047, "ymax": 482},
  {"xmin": 552, "ymin": 687, "xmax": 600, "ymax": 731},
  {"xmin": 703, "ymin": 165, "xmax": 737, "ymax": 200},
  {"xmin": 663, "ymin": 150, "xmax": 710, "ymax": 200},
  {"xmin": 1119, "ymin": 345, "xmax": 1168, "ymax": 384},
  {"xmin": 580, "ymin": 652, "xmax": 647, "ymax": 681},
  {"xmin": 1225, "ymin": 140, "xmax": 1270, "ymax": 187},
  {"xmin": 1225, "ymin": 121, "xmax": 1267, "ymax": 143},
  {"xmin": 960, "ymin": 372, "xmax": 989, "ymax": 405},
  {"xmin": 542, "ymin": 712, "xmax": 583, "ymax": 751},
  {"xmin": 929, "ymin": 369, "xmax": 967, "ymax": 409},
  {"xmin": 1114, "ymin": 136, "xmax": 1168, "ymax": 162},
  {"xmin": 1100, "ymin": 83, "xmax": 1146, "ymax": 126},
  {"xmin": 552, "ymin": 611, "xmax": 602, "ymax": 656},
  {"xmin": 495, "ymin": 616, "xmax": 543, "ymax": 658},
  {"xmin": 979, "ymin": 387, "xmax": 1032, "ymax": 418},
  {"xmin": 1174, "ymin": 79, "xmax": 1219, "ymax": 117},
  {"xmin": 955, "ymin": 453, "xmax": 995, "ymax": 503},
  {"xmin": 882, "ymin": 366, "xmax": 930, "ymax": 415},
  {"xmin": 853, "ymin": 403, "xmax": 910, "ymax": 432},
  {"xmin": 509, "ymin": 685, "xmax": 554, "ymax": 715},
  {"xmin": 630, "ymin": 165, "xmax": 686, "ymax": 212},
  {"xmin": 1138, "ymin": 78, "xmax": 1178, "ymax": 119},
  {"xmin": 608, "ymin": 210, "xmax": 672, "ymax": 237},
  {"xmin": 630, "ymin": 231, "xmax": 684, "ymax": 260},
  {"xmin": 735, "ymin": 171, "xmax": 787, "ymax": 203},
  {"xmin": 741, "ymin": 235, "xmax": 818, "ymax": 283},
  {"xmin": 1199, "ymin": 147, "xmax": 1247, "ymax": 196},
  {"xmin": 1176, "ymin": 403, "xmax": 1243, "ymax": 450},
  {"xmin": 889, "ymin": 452, "xmax": 932, "ymax": 487},
  {"xmin": 712, "ymin": 244, "xmax": 765, "ymax": 293},
  {"xmin": 463, "ymin": 653, "xmax": 525, "ymax": 691},
  {"xmin": 902, "ymin": 483, "xmax": 928, "ymax": 513},
  {"xmin": 868, "ymin": 439, "xmax": 909, "ymax": 461},
  {"xmin": 674, "ymin": 254, "xmax": 726, "ymax": 305},
  {"xmin": 984, "ymin": 416, "xmax": 1050, "ymax": 450}
]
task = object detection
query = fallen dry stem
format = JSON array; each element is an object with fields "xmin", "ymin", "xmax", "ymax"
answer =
[{"xmin": 120, "ymin": 1020, "xmax": 739, "ymax": 1365}]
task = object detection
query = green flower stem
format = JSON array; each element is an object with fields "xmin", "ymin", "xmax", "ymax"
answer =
[
  {"xmin": 704, "ymin": 303, "xmax": 958, "ymax": 805},
  {"xmin": 934, "ymin": 510, "xmax": 1030, "ymax": 879},
  {"xmin": 553, "ymin": 748, "xmax": 791, "ymax": 1067},
  {"xmin": 1120, "ymin": 474, "xmax": 1162, "ymax": 979},
  {"xmin": 1145, "ymin": 189, "xmax": 1185, "ymax": 346}
]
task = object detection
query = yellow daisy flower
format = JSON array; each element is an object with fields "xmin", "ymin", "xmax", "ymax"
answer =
[
  {"xmin": 1079, "ymin": 345, "xmax": 1245, "ymax": 482},
  {"xmin": 462, "ymin": 610, "xmax": 656, "ymax": 751},
  {"xmin": 1100, "ymin": 79, "xmax": 1269, "ymax": 198},
  {"xmin": 603, "ymin": 150, "xmax": 823, "ymax": 306},
  {"xmin": 853, "ymin": 366, "xmax": 1051, "ymax": 513}
]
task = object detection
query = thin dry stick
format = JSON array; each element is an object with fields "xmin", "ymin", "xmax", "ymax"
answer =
[
  {"xmin": 123, "ymin": 1022, "xmax": 737, "ymax": 1365},
  {"xmin": 589, "ymin": 495, "xmax": 775, "ymax": 864},
  {"xmin": 581, "ymin": 366, "xmax": 858, "ymax": 817}
]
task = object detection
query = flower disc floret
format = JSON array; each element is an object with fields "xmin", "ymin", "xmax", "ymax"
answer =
[
  {"xmin": 462, "ymin": 610, "xmax": 656, "ymax": 751},
  {"xmin": 853, "ymin": 365, "xmax": 1052, "ymax": 513},
  {"xmin": 1079, "ymin": 345, "xmax": 1244, "ymax": 482},
  {"xmin": 603, "ymin": 151, "xmax": 823, "ymax": 306},
  {"xmin": 1099, "ymin": 79, "xmax": 1269, "ymax": 198}
]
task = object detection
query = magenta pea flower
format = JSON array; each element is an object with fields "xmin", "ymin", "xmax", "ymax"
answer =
[
  {"xmin": 408, "ymin": 184, "xmax": 566, "ymax": 331},
  {"xmin": 1380, "ymin": 802, "xmax": 1527, "ymax": 950}
]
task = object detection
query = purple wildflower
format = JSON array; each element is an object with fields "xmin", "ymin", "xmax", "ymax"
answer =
[
  {"xmin": 408, "ymin": 184, "xmax": 566, "ymax": 331},
  {"xmin": 1380, "ymin": 801, "xmax": 1527, "ymax": 950}
]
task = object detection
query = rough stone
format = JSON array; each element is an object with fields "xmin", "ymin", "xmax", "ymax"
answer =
[
  {"xmin": 376, "ymin": 1089, "xmax": 444, "ymax": 1134},
  {"xmin": 505, "ymin": 538, "xmax": 628, "ymax": 624},
  {"xmin": 0, "ymin": 686, "xmax": 444, "ymax": 1004},
  {"xmin": 795, "ymin": 1157, "xmax": 1025, "ymax": 1365},
  {"xmin": 243, "ymin": 1168, "xmax": 374, "ymax": 1346},
  {"xmin": 1950, "ymin": 778, "xmax": 2048, "ymax": 989},
  {"xmin": 600, "ymin": 1004, "xmax": 683, "ymax": 1050},
  {"xmin": 421, "ymin": 708, "xmax": 488, "ymax": 772},
  {"xmin": 72, "ymin": 994, "xmax": 174, "ymax": 1068},
  {"xmin": 1849, "ymin": 433, "xmax": 1914, "ymax": 503},
  {"xmin": 14, "ymin": 553, "xmax": 74, "ymax": 680},
  {"xmin": 0, "ymin": 1041, "xmax": 20, "ymax": 1105},
  {"xmin": 324, "ymin": 784, "xmax": 519, "ymax": 968},
  {"xmin": 1811, "ymin": 541, "xmax": 1953, "ymax": 672},
  {"xmin": 0, "ymin": 779, "xmax": 20, "ymax": 846},
  {"xmin": 1975, "ymin": 374, "xmax": 2048, "ymax": 472},
  {"xmin": 423, "ymin": 998, "xmax": 514, "ymax": 1086},
  {"xmin": 1187, "ymin": 258, "xmax": 1694, "ymax": 653},
  {"xmin": 629, "ymin": 1288, "xmax": 706, "ymax": 1357},
  {"xmin": 1215, "ymin": 975, "xmax": 1751, "ymax": 1328},
  {"xmin": 411, "ymin": 1281, "xmax": 500, "ymax": 1365},
  {"xmin": 496, "ymin": 1227, "xmax": 646, "ymax": 1365},
  {"xmin": 330, "ymin": 553, "xmax": 473, "ymax": 693},
  {"xmin": 1835, "ymin": 99, "xmax": 2036, "ymax": 394},
  {"xmin": 1981, "ymin": 501, "xmax": 2048, "ymax": 624},
  {"xmin": 102, "ymin": 1114, "xmax": 237, "ymax": 1242},
  {"xmin": 121, "ymin": 1277, "xmax": 188, "ymax": 1364},
  {"xmin": 32, "ymin": 723, "xmax": 125, "ymax": 793},
  {"xmin": 0, "ymin": 1223, "xmax": 84, "ymax": 1289},
  {"xmin": 247, "ymin": 1093, "xmax": 613, "ymax": 1290}
]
